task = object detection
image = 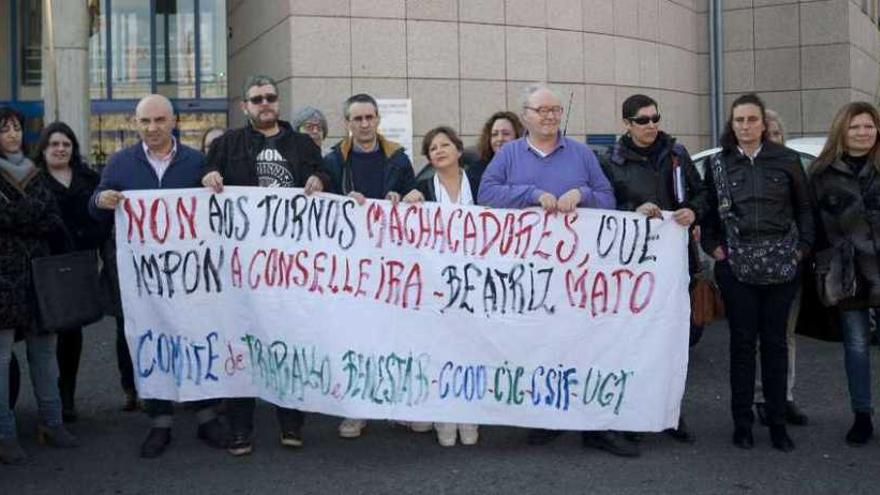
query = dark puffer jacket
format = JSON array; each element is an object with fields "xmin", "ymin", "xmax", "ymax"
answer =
[
  {"xmin": 0, "ymin": 169, "xmax": 62, "ymax": 334},
  {"xmin": 700, "ymin": 141, "xmax": 814, "ymax": 258},
  {"xmin": 810, "ymin": 157, "xmax": 880, "ymax": 309}
]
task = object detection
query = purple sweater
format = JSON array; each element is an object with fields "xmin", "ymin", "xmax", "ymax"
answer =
[{"xmin": 477, "ymin": 135, "xmax": 616, "ymax": 209}]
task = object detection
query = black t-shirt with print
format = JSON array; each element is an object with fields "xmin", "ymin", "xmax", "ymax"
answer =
[{"xmin": 254, "ymin": 128, "xmax": 295, "ymax": 187}]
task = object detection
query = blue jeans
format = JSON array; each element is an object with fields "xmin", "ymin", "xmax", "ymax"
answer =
[
  {"xmin": 0, "ymin": 330, "xmax": 63, "ymax": 439},
  {"xmin": 841, "ymin": 309, "xmax": 874, "ymax": 413}
]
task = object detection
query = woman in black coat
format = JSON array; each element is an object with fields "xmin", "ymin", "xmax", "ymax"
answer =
[
  {"xmin": 34, "ymin": 122, "xmax": 111, "ymax": 423},
  {"xmin": 700, "ymin": 94, "xmax": 814, "ymax": 452},
  {"xmin": 808, "ymin": 101, "xmax": 880, "ymax": 445},
  {"xmin": 0, "ymin": 108, "xmax": 78, "ymax": 464}
]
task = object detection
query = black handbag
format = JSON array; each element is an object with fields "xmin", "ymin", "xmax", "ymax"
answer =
[
  {"xmin": 710, "ymin": 155, "xmax": 799, "ymax": 285},
  {"xmin": 31, "ymin": 249, "xmax": 104, "ymax": 332}
]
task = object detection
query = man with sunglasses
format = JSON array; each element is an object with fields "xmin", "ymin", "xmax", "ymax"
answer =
[
  {"xmin": 599, "ymin": 93, "xmax": 707, "ymax": 454},
  {"xmin": 201, "ymin": 74, "xmax": 328, "ymax": 456}
]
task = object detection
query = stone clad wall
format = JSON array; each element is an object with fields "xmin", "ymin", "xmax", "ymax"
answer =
[
  {"xmin": 723, "ymin": 0, "xmax": 880, "ymax": 137},
  {"xmin": 227, "ymin": 0, "xmax": 707, "ymax": 167}
]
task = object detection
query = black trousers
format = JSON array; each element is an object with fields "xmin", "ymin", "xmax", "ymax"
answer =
[
  {"xmin": 115, "ymin": 317, "xmax": 135, "ymax": 393},
  {"xmin": 715, "ymin": 260, "xmax": 798, "ymax": 428},
  {"xmin": 143, "ymin": 398, "xmax": 219, "ymax": 418},
  {"xmin": 56, "ymin": 327, "xmax": 83, "ymax": 410},
  {"xmin": 227, "ymin": 398, "xmax": 304, "ymax": 436},
  {"xmin": 9, "ymin": 352, "xmax": 20, "ymax": 409}
]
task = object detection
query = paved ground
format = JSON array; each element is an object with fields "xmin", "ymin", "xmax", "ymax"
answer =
[{"xmin": 2, "ymin": 317, "xmax": 879, "ymax": 494}]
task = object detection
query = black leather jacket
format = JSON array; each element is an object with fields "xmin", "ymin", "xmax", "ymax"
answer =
[{"xmin": 700, "ymin": 141, "xmax": 814, "ymax": 257}]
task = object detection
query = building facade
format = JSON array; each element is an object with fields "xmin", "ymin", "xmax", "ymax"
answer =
[{"xmin": 1, "ymin": 0, "xmax": 878, "ymax": 168}]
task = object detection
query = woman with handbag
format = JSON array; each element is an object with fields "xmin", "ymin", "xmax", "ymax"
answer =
[
  {"xmin": 0, "ymin": 107, "xmax": 79, "ymax": 464},
  {"xmin": 700, "ymin": 94, "xmax": 814, "ymax": 452},
  {"xmin": 34, "ymin": 122, "xmax": 111, "ymax": 423},
  {"xmin": 808, "ymin": 101, "xmax": 880, "ymax": 446}
]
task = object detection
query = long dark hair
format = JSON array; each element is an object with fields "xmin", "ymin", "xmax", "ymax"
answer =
[
  {"xmin": 477, "ymin": 111, "xmax": 524, "ymax": 163},
  {"xmin": 719, "ymin": 93, "xmax": 768, "ymax": 151},
  {"xmin": 809, "ymin": 101, "xmax": 880, "ymax": 176},
  {"xmin": 33, "ymin": 121, "xmax": 86, "ymax": 171},
  {"xmin": 0, "ymin": 106, "xmax": 26, "ymax": 158}
]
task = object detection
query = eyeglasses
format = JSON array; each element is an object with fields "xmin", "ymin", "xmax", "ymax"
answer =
[
  {"xmin": 247, "ymin": 93, "xmax": 279, "ymax": 105},
  {"xmin": 627, "ymin": 114, "xmax": 661, "ymax": 125},
  {"xmin": 524, "ymin": 106, "xmax": 564, "ymax": 117}
]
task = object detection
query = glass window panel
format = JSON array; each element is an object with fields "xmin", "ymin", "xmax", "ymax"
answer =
[
  {"xmin": 156, "ymin": 0, "xmax": 196, "ymax": 99},
  {"xmin": 110, "ymin": 0, "xmax": 152, "ymax": 98},
  {"xmin": 20, "ymin": 0, "xmax": 42, "ymax": 86},
  {"xmin": 177, "ymin": 112, "xmax": 227, "ymax": 151},
  {"xmin": 89, "ymin": 111, "xmax": 226, "ymax": 167},
  {"xmin": 199, "ymin": 0, "xmax": 227, "ymax": 98},
  {"xmin": 88, "ymin": 0, "xmax": 107, "ymax": 99}
]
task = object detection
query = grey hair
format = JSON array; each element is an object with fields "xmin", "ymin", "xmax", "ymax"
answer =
[
  {"xmin": 135, "ymin": 94, "xmax": 175, "ymax": 117},
  {"xmin": 291, "ymin": 106, "xmax": 328, "ymax": 138},
  {"xmin": 242, "ymin": 74, "xmax": 278, "ymax": 100},
  {"xmin": 765, "ymin": 108, "xmax": 785, "ymax": 142},
  {"xmin": 518, "ymin": 83, "xmax": 563, "ymax": 111}
]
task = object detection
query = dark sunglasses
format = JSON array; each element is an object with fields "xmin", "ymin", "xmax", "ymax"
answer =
[
  {"xmin": 247, "ymin": 93, "xmax": 278, "ymax": 105},
  {"xmin": 628, "ymin": 114, "xmax": 661, "ymax": 125}
]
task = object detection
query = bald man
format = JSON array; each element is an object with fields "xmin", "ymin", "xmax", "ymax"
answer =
[{"xmin": 90, "ymin": 94, "xmax": 228, "ymax": 458}]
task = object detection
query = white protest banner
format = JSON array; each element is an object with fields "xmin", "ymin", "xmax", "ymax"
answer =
[
  {"xmin": 377, "ymin": 98, "xmax": 413, "ymax": 163},
  {"xmin": 116, "ymin": 187, "xmax": 689, "ymax": 431}
]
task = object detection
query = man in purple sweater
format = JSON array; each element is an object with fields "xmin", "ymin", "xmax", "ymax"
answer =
[
  {"xmin": 477, "ymin": 84, "xmax": 614, "ymax": 212},
  {"xmin": 479, "ymin": 84, "xmax": 638, "ymax": 457}
]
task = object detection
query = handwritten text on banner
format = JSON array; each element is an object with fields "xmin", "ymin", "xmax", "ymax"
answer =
[{"xmin": 116, "ymin": 187, "xmax": 690, "ymax": 431}]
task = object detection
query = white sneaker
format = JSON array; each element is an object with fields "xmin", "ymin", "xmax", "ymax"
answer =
[
  {"xmin": 458, "ymin": 424, "xmax": 479, "ymax": 445},
  {"xmin": 435, "ymin": 422, "xmax": 457, "ymax": 447},
  {"xmin": 410, "ymin": 421, "xmax": 433, "ymax": 433},
  {"xmin": 338, "ymin": 418, "xmax": 366, "ymax": 438}
]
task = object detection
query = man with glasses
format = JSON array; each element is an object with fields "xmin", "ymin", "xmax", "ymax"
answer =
[
  {"xmin": 91, "ymin": 94, "xmax": 228, "ymax": 459},
  {"xmin": 321, "ymin": 92, "xmax": 416, "ymax": 439},
  {"xmin": 599, "ymin": 93, "xmax": 707, "ymax": 455},
  {"xmin": 478, "ymin": 83, "xmax": 614, "ymax": 213},
  {"xmin": 478, "ymin": 83, "xmax": 619, "ymax": 452},
  {"xmin": 322, "ymin": 93, "xmax": 416, "ymax": 206},
  {"xmin": 202, "ymin": 74, "xmax": 327, "ymax": 456}
]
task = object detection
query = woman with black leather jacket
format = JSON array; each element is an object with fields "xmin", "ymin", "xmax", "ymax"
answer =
[
  {"xmin": 700, "ymin": 93, "xmax": 814, "ymax": 452},
  {"xmin": 808, "ymin": 101, "xmax": 880, "ymax": 446}
]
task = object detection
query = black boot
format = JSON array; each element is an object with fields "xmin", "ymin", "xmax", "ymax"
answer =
[
  {"xmin": 769, "ymin": 425, "xmax": 794, "ymax": 452},
  {"xmin": 846, "ymin": 412, "xmax": 874, "ymax": 446},
  {"xmin": 784, "ymin": 401, "xmax": 808, "ymax": 426},
  {"xmin": 732, "ymin": 426, "xmax": 753, "ymax": 449},
  {"xmin": 665, "ymin": 416, "xmax": 695, "ymax": 443}
]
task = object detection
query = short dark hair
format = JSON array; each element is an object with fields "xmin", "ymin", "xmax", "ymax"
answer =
[
  {"xmin": 343, "ymin": 93, "xmax": 379, "ymax": 120},
  {"xmin": 0, "ymin": 106, "xmax": 26, "ymax": 157},
  {"xmin": 422, "ymin": 126, "xmax": 464, "ymax": 159},
  {"xmin": 621, "ymin": 94, "xmax": 658, "ymax": 120},
  {"xmin": 720, "ymin": 93, "xmax": 768, "ymax": 150},
  {"xmin": 33, "ymin": 121, "xmax": 86, "ymax": 171},
  {"xmin": 242, "ymin": 74, "xmax": 278, "ymax": 101}
]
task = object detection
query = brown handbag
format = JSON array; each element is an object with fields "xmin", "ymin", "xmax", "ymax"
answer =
[{"xmin": 691, "ymin": 278, "xmax": 723, "ymax": 327}]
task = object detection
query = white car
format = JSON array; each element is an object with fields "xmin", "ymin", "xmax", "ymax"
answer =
[{"xmin": 691, "ymin": 136, "xmax": 827, "ymax": 179}]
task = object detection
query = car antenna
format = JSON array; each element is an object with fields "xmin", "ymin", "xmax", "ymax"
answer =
[{"xmin": 562, "ymin": 90, "xmax": 574, "ymax": 136}]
